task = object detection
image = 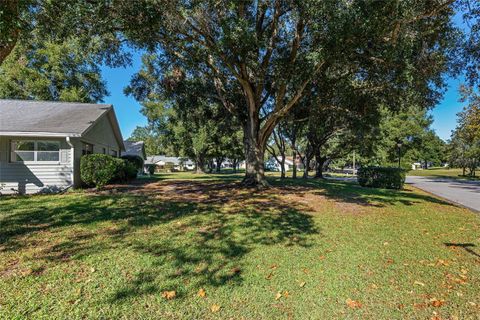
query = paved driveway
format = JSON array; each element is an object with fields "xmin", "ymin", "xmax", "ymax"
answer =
[{"xmin": 406, "ymin": 176, "xmax": 480, "ymax": 212}]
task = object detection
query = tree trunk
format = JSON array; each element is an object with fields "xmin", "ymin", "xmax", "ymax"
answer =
[
  {"xmin": 292, "ymin": 150, "xmax": 297, "ymax": 179},
  {"xmin": 280, "ymin": 156, "xmax": 286, "ymax": 179},
  {"xmin": 215, "ymin": 157, "xmax": 223, "ymax": 173},
  {"xmin": 314, "ymin": 151, "xmax": 326, "ymax": 179},
  {"xmin": 242, "ymin": 121, "xmax": 268, "ymax": 187},
  {"xmin": 195, "ymin": 157, "xmax": 206, "ymax": 174},
  {"xmin": 0, "ymin": 1, "xmax": 19, "ymax": 66},
  {"xmin": 303, "ymin": 155, "xmax": 311, "ymax": 179},
  {"xmin": 232, "ymin": 159, "xmax": 237, "ymax": 173}
]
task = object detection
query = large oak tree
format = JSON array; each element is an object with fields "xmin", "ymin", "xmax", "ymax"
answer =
[{"xmin": 119, "ymin": 0, "xmax": 458, "ymax": 186}]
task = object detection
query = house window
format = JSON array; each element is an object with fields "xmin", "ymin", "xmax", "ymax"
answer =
[
  {"xmin": 102, "ymin": 148, "xmax": 106, "ymax": 154},
  {"xmin": 110, "ymin": 149, "xmax": 117, "ymax": 157},
  {"xmin": 11, "ymin": 140, "xmax": 60, "ymax": 162},
  {"xmin": 82, "ymin": 143, "xmax": 93, "ymax": 156}
]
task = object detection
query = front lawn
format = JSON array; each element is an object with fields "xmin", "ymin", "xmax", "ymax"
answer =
[
  {"xmin": 408, "ymin": 167, "xmax": 479, "ymax": 180},
  {"xmin": 1, "ymin": 173, "xmax": 479, "ymax": 319}
]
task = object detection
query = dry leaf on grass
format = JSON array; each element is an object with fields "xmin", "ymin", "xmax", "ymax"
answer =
[
  {"xmin": 275, "ymin": 292, "xmax": 282, "ymax": 300},
  {"xmin": 414, "ymin": 281, "xmax": 425, "ymax": 287},
  {"xmin": 430, "ymin": 298, "xmax": 445, "ymax": 307},
  {"xmin": 211, "ymin": 304, "xmax": 221, "ymax": 313},
  {"xmin": 198, "ymin": 288, "xmax": 206, "ymax": 298},
  {"xmin": 299, "ymin": 281, "xmax": 306, "ymax": 287},
  {"xmin": 161, "ymin": 290, "xmax": 176, "ymax": 300},
  {"xmin": 346, "ymin": 298, "xmax": 362, "ymax": 309}
]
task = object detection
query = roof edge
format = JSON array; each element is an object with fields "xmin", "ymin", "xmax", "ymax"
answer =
[{"xmin": 0, "ymin": 131, "xmax": 81, "ymax": 137}]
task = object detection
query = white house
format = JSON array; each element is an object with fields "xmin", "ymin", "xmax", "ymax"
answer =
[
  {"xmin": 145, "ymin": 155, "xmax": 195, "ymax": 172},
  {"xmin": 0, "ymin": 100, "xmax": 124, "ymax": 194},
  {"xmin": 265, "ymin": 156, "xmax": 295, "ymax": 172},
  {"xmin": 122, "ymin": 140, "xmax": 146, "ymax": 160}
]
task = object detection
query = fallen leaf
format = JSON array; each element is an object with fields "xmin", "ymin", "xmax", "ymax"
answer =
[
  {"xmin": 283, "ymin": 291, "xmax": 289, "ymax": 298},
  {"xmin": 299, "ymin": 281, "xmax": 306, "ymax": 287},
  {"xmin": 414, "ymin": 281, "xmax": 425, "ymax": 287},
  {"xmin": 275, "ymin": 292, "xmax": 282, "ymax": 300},
  {"xmin": 231, "ymin": 267, "xmax": 241, "ymax": 274},
  {"xmin": 198, "ymin": 288, "xmax": 206, "ymax": 298},
  {"xmin": 383, "ymin": 242, "xmax": 389, "ymax": 246},
  {"xmin": 90, "ymin": 267, "xmax": 96, "ymax": 273},
  {"xmin": 265, "ymin": 272, "xmax": 274, "ymax": 280},
  {"xmin": 319, "ymin": 255, "xmax": 326, "ymax": 260},
  {"xmin": 346, "ymin": 298, "xmax": 362, "ymax": 309},
  {"xmin": 270, "ymin": 264, "xmax": 278, "ymax": 270},
  {"xmin": 161, "ymin": 291, "xmax": 176, "ymax": 300},
  {"xmin": 210, "ymin": 304, "xmax": 221, "ymax": 313},
  {"xmin": 430, "ymin": 298, "xmax": 445, "ymax": 307}
]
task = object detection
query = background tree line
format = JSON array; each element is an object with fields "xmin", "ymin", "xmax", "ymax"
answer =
[{"xmin": 1, "ymin": 0, "xmax": 480, "ymax": 183}]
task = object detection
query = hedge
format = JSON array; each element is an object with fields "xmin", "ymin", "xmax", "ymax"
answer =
[
  {"xmin": 357, "ymin": 166, "xmax": 406, "ymax": 190},
  {"xmin": 80, "ymin": 154, "xmax": 138, "ymax": 188},
  {"xmin": 120, "ymin": 154, "xmax": 144, "ymax": 171}
]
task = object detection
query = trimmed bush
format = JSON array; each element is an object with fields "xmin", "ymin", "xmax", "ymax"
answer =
[
  {"xmin": 357, "ymin": 166, "xmax": 406, "ymax": 190},
  {"xmin": 147, "ymin": 165, "xmax": 155, "ymax": 175},
  {"xmin": 121, "ymin": 155, "xmax": 144, "ymax": 171},
  {"xmin": 80, "ymin": 154, "xmax": 119, "ymax": 188},
  {"xmin": 81, "ymin": 154, "xmax": 138, "ymax": 188}
]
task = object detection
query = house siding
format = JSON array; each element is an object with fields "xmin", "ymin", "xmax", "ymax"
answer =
[
  {"xmin": 70, "ymin": 114, "xmax": 123, "ymax": 187},
  {"xmin": 0, "ymin": 136, "xmax": 73, "ymax": 194},
  {"xmin": 82, "ymin": 115, "xmax": 120, "ymax": 155}
]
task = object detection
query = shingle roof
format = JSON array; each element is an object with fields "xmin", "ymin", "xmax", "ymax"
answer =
[
  {"xmin": 122, "ymin": 141, "xmax": 146, "ymax": 159},
  {"xmin": 145, "ymin": 155, "xmax": 194, "ymax": 166},
  {"xmin": 0, "ymin": 99, "xmax": 112, "ymax": 136}
]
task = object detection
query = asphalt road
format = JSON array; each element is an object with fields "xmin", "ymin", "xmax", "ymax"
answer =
[{"xmin": 406, "ymin": 176, "xmax": 480, "ymax": 212}]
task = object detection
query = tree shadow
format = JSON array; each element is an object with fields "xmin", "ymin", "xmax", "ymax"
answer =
[
  {"xmin": 444, "ymin": 243, "xmax": 480, "ymax": 259},
  {"xmin": 269, "ymin": 177, "xmax": 456, "ymax": 208},
  {"xmin": 0, "ymin": 179, "xmax": 319, "ymax": 305}
]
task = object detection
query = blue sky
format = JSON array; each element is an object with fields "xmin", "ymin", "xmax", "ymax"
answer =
[{"xmin": 101, "ymin": 51, "xmax": 465, "ymax": 143}]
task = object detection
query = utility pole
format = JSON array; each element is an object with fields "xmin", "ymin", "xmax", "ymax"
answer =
[{"xmin": 352, "ymin": 150, "xmax": 356, "ymax": 175}]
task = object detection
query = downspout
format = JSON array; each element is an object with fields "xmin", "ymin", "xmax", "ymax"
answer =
[{"xmin": 66, "ymin": 137, "xmax": 75, "ymax": 187}]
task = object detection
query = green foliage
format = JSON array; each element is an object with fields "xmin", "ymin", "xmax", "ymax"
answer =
[
  {"xmin": 358, "ymin": 167, "xmax": 406, "ymax": 190},
  {"xmin": 448, "ymin": 86, "xmax": 480, "ymax": 176},
  {"xmin": 147, "ymin": 165, "xmax": 155, "ymax": 175},
  {"xmin": 80, "ymin": 154, "xmax": 119, "ymax": 188},
  {"xmin": 81, "ymin": 154, "xmax": 137, "ymax": 188},
  {"xmin": 0, "ymin": 38, "xmax": 107, "ymax": 102},
  {"xmin": 128, "ymin": 125, "xmax": 164, "ymax": 156},
  {"xmin": 121, "ymin": 155, "xmax": 144, "ymax": 171}
]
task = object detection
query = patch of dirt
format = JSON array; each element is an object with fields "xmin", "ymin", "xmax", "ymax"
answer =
[{"xmin": 94, "ymin": 178, "xmax": 368, "ymax": 216}]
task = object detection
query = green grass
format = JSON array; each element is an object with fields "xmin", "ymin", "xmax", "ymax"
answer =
[
  {"xmin": 407, "ymin": 167, "xmax": 479, "ymax": 180},
  {"xmin": 1, "ymin": 173, "xmax": 479, "ymax": 319}
]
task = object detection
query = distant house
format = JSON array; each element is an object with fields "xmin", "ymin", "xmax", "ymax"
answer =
[
  {"xmin": 0, "ymin": 100, "xmax": 124, "ymax": 194},
  {"xmin": 265, "ymin": 155, "xmax": 304, "ymax": 172},
  {"xmin": 145, "ymin": 155, "xmax": 195, "ymax": 172},
  {"xmin": 122, "ymin": 141, "xmax": 146, "ymax": 160}
]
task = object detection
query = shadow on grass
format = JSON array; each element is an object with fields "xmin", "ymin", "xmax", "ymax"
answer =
[
  {"xmin": 269, "ymin": 177, "xmax": 455, "ymax": 208},
  {"xmin": 0, "ymin": 180, "xmax": 318, "ymax": 303},
  {"xmin": 444, "ymin": 243, "xmax": 480, "ymax": 259},
  {"xmin": 0, "ymin": 174, "xmax": 457, "ymax": 304}
]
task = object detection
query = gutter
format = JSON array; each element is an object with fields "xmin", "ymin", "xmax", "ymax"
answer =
[{"xmin": 66, "ymin": 137, "xmax": 75, "ymax": 187}]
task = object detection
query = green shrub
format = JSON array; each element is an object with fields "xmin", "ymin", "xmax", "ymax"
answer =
[
  {"xmin": 81, "ymin": 154, "xmax": 138, "ymax": 188},
  {"xmin": 357, "ymin": 166, "xmax": 406, "ymax": 189},
  {"xmin": 147, "ymin": 165, "xmax": 155, "ymax": 175},
  {"xmin": 80, "ymin": 154, "xmax": 119, "ymax": 188},
  {"xmin": 112, "ymin": 158, "xmax": 138, "ymax": 182},
  {"xmin": 124, "ymin": 161, "xmax": 138, "ymax": 180},
  {"xmin": 121, "ymin": 155, "xmax": 144, "ymax": 170}
]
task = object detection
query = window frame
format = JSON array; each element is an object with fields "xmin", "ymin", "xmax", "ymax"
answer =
[
  {"xmin": 82, "ymin": 142, "xmax": 94, "ymax": 156},
  {"xmin": 10, "ymin": 139, "xmax": 61, "ymax": 164}
]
